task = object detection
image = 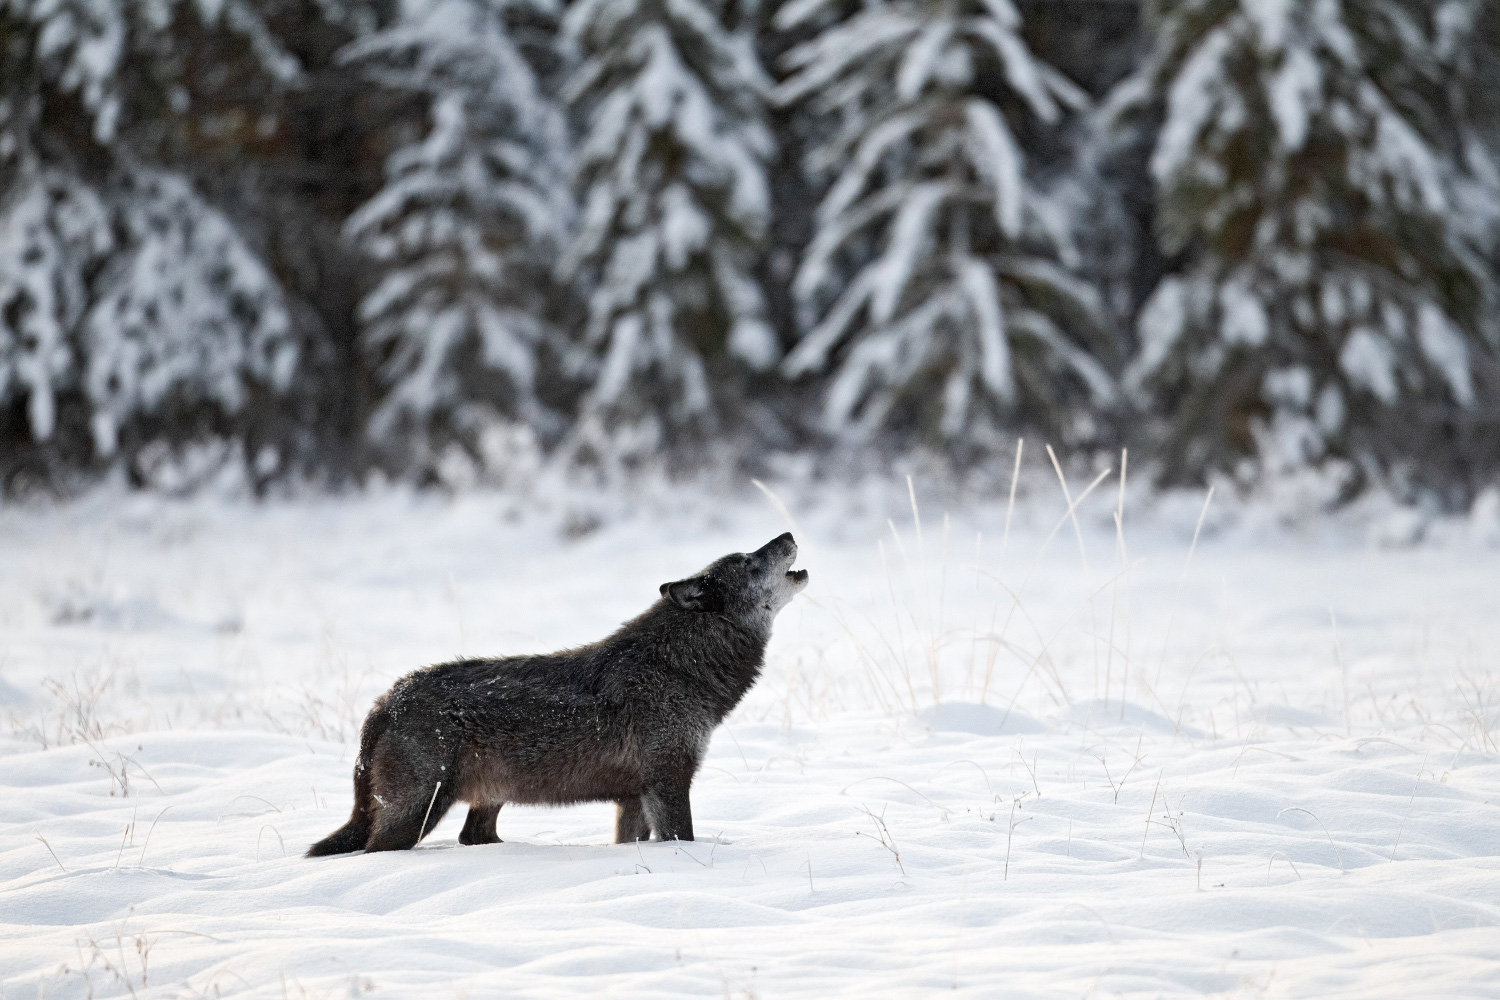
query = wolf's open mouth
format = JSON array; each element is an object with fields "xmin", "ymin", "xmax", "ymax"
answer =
[{"xmin": 786, "ymin": 568, "xmax": 809, "ymax": 588}]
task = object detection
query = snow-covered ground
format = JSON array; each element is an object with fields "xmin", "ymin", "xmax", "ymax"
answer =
[{"xmin": 2, "ymin": 472, "xmax": 1499, "ymax": 998}]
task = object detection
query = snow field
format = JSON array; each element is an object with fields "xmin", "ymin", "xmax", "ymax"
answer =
[{"xmin": 2, "ymin": 476, "xmax": 1500, "ymax": 997}]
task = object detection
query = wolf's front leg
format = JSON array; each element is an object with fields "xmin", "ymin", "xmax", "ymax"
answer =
[
  {"xmin": 459, "ymin": 803, "xmax": 503, "ymax": 845},
  {"xmin": 614, "ymin": 798, "xmax": 651, "ymax": 843},
  {"xmin": 644, "ymin": 784, "xmax": 694, "ymax": 841}
]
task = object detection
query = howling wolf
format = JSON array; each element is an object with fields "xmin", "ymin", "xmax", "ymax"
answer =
[{"xmin": 307, "ymin": 533, "xmax": 808, "ymax": 855}]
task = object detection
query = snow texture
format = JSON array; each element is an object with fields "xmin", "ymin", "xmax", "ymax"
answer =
[{"xmin": 2, "ymin": 475, "xmax": 1500, "ymax": 997}]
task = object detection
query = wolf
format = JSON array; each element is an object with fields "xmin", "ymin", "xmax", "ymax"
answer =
[{"xmin": 307, "ymin": 533, "xmax": 808, "ymax": 855}]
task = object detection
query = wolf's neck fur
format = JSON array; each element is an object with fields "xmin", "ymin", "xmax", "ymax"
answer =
[{"xmin": 605, "ymin": 600, "xmax": 770, "ymax": 719}]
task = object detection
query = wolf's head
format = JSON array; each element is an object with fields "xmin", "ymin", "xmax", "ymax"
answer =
[{"xmin": 660, "ymin": 533, "xmax": 809, "ymax": 626}]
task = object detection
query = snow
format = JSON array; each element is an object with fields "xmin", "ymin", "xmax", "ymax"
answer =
[
  {"xmin": 1416, "ymin": 302, "xmax": 1475, "ymax": 406},
  {"xmin": 3, "ymin": 477, "xmax": 1500, "ymax": 997},
  {"xmin": 1339, "ymin": 327, "xmax": 1399, "ymax": 405},
  {"xmin": 1360, "ymin": 89, "xmax": 1448, "ymax": 214},
  {"xmin": 869, "ymin": 182, "xmax": 943, "ymax": 325},
  {"xmin": 660, "ymin": 184, "xmax": 710, "ymax": 271},
  {"xmin": 895, "ymin": 21, "xmax": 953, "ymax": 101},
  {"xmin": 1266, "ymin": 45, "xmax": 1321, "ymax": 152},
  {"xmin": 1263, "ymin": 367, "xmax": 1313, "ymax": 409},
  {"xmin": 1315, "ymin": 383, "xmax": 1345, "ymax": 435},
  {"xmin": 816, "ymin": 112, "xmax": 922, "ymax": 232},
  {"xmin": 1128, "ymin": 276, "xmax": 1187, "ymax": 397},
  {"xmin": 1219, "ymin": 278, "xmax": 1269, "ymax": 347},
  {"xmin": 1152, "ymin": 25, "xmax": 1235, "ymax": 186},
  {"xmin": 956, "ymin": 256, "xmax": 1014, "ymax": 403},
  {"xmin": 971, "ymin": 15, "xmax": 1058, "ymax": 123},
  {"xmin": 962, "ymin": 98, "xmax": 1023, "ymax": 238}
]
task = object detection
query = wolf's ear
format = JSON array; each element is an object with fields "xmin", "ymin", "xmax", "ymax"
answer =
[{"xmin": 661, "ymin": 576, "xmax": 712, "ymax": 611}]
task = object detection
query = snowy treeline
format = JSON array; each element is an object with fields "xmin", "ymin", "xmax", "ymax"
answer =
[{"xmin": 1, "ymin": 0, "xmax": 1498, "ymax": 501}]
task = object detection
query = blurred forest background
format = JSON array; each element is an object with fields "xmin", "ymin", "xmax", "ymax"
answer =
[{"xmin": 1, "ymin": 0, "xmax": 1497, "ymax": 504}]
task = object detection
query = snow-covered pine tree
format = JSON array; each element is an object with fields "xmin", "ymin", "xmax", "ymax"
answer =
[
  {"xmin": 85, "ymin": 169, "xmax": 297, "ymax": 457},
  {"xmin": 1441, "ymin": 0, "xmax": 1500, "ymax": 322},
  {"xmin": 1, "ymin": 0, "xmax": 126, "ymax": 447},
  {"xmin": 561, "ymin": 0, "xmax": 777, "ymax": 453},
  {"xmin": 0, "ymin": 0, "xmax": 303, "ymax": 469},
  {"xmin": 0, "ymin": 171, "xmax": 111, "ymax": 446},
  {"xmin": 1015, "ymin": 0, "xmax": 1163, "ymax": 345},
  {"xmin": 1473, "ymin": 0, "xmax": 1500, "ymax": 158},
  {"xmin": 777, "ymin": 0, "xmax": 1116, "ymax": 444},
  {"xmin": 1117, "ymin": 0, "xmax": 1499, "ymax": 497},
  {"xmin": 344, "ymin": 0, "xmax": 574, "ymax": 465}
]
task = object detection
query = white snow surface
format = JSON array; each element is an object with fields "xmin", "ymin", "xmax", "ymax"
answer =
[{"xmin": 2, "ymin": 477, "xmax": 1500, "ymax": 998}]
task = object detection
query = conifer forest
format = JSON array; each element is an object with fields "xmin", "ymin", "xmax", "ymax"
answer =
[{"xmin": 2, "ymin": 0, "xmax": 1498, "ymax": 503}]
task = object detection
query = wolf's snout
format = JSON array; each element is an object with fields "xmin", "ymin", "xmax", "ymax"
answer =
[
  {"xmin": 755, "ymin": 532, "xmax": 798, "ymax": 564},
  {"xmin": 758, "ymin": 531, "xmax": 795, "ymax": 550},
  {"xmin": 755, "ymin": 533, "xmax": 807, "ymax": 591}
]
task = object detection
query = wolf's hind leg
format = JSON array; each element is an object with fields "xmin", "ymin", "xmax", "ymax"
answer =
[
  {"xmin": 459, "ymin": 803, "xmax": 503, "ymax": 845},
  {"xmin": 364, "ymin": 782, "xmax": 456, "ymax": 852},
  {"xmin": 614, "ymin": 797, "xmax": 651, "ymax": 843}
]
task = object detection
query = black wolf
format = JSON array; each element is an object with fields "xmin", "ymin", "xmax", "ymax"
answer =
[{"xmin": 307, "ymin": 533, "xmax": 808, "ymax": 855}]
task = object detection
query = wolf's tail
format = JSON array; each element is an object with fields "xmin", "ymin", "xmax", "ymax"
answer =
[{"xmin": 306, "ymin": 697, "xmax": 391, "ymax": 857}]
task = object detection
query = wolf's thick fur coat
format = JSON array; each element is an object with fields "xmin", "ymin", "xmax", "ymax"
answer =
[{"xmin": 307, "ymin": 533, "xmax": 808, "ymax": 855}]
